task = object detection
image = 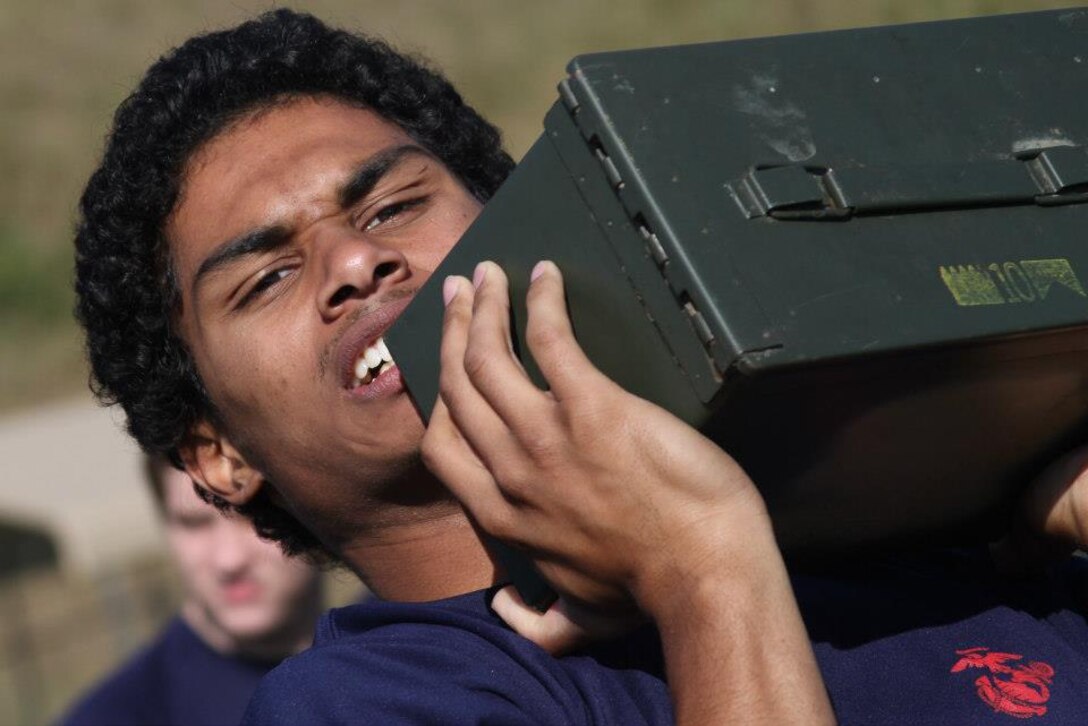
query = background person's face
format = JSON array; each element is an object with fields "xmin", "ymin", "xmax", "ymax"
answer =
[
  {"xmin": 161, "ymin": 466, "xmax": 318, "ymax": 646},
  {"xmin": 169, "ymin": 97, "xmax": 483, "ymax": 549}
]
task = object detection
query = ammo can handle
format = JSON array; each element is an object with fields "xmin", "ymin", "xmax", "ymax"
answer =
[{"xmin": 731, "ymin": 145, "xmax": 1088, "ymax": 220}]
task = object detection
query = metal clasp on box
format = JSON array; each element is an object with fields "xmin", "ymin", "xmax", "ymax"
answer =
[{"xmin": 729, "ymin": 145, "xmax": 1088, "ymax": 220}]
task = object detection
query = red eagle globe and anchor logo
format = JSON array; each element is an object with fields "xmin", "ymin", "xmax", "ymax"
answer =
[{"xmin": 951, "ymin": 647, "xmax": 1056, "ymax": 719}]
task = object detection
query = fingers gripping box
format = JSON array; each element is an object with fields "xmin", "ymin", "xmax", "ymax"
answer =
[{"xmin": 388, "ymin": 9, "xmax": 1088, "ymax": 585}]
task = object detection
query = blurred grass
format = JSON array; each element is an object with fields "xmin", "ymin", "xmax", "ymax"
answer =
[{"xmin": 0, "ymin": 0, "xmax": 1073, "ymax": 411}]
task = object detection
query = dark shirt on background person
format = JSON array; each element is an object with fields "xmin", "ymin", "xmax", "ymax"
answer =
[{"xmin": 62, "ymin": 617, "xmax": 274, "ymax": 726}]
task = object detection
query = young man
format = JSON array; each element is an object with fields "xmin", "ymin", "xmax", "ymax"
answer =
[
  {"xmin": 74, "ymin": 9, "xmax": 1087, "ymax": 724},
  {"xmin": 60, "ymin": 457, "xmax": 323, "ymax": 726},
  {"xmin": 74, "ymin": 9, "xmax": 826, "ymax": 723}
]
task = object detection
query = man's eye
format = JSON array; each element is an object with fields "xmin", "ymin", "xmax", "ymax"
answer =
[
  {"xmin": 363, "ymin": 198, "xmax": 425, "ymax": 232},
  {"xmin": 239, "ymin": 267, "xmax": 292, "ymax": 307}
]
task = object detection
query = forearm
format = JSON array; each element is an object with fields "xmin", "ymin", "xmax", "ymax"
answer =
[
  {"xmin": 637, "ymin": 523, "xmax": 834, "ymax": 725},
  {"xmin": 430, "ymin": 262, "xmax": 833, "ymax": 721}
]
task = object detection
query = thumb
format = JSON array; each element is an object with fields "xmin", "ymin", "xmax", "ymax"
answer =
[{"xmin": 490, "ymin": 586, "xmax": 643, "ymax": 655}]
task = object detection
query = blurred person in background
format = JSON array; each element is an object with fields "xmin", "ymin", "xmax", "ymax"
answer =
[{"xmin": 59, "ymin": 456, "xmax": 323, "ymax": 726}]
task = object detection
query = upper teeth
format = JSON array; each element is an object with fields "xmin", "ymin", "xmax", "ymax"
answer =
[{"xmin": 352, "ymin": 337, "xmax": 395, "ymax": 386}]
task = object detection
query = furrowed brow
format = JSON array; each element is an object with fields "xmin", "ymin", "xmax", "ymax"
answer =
[
  {"xmin": 338, "ymin": 144, "xmax": 434, "ymax": 209},
  {"xmin": 192, "ymin": 225, "xmax": 290, "ymax": 295},
  {"xmin": 191, "ymin": 144, "xmax": 433, "ymax": 296}
]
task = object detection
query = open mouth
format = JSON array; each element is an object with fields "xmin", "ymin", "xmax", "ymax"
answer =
[
  {"xmin": 350, "ymin": 336, "xmax": 396, "ymax": 388},
  {"xmin": 335, "ymin": 294, "xmax": 412, "ymax": 395}
]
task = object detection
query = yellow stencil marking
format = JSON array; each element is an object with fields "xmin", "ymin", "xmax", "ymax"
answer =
[
  {"xmin": 939, "ymin": 258, "xmax": 1085, "ymax": 306},
  {"xmin": 940, "ymin": 265, "xmax": 1005, "ymax": 306},
  {"xmin": 1019, "ymin": 259, "xmax": 1086, "ymax": 299}
]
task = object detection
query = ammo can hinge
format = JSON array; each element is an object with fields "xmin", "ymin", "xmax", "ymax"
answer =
[{"xmin": 557, "ymin": 77, "xmax": 727, "ymax": 385}]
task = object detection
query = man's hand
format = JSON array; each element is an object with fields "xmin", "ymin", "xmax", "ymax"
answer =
[
  {"xmin": 422, "ymin": 260, "xmax": 765, "ymax": 612},
  {"xmin": 992, "ymin": 446, "xmax": 1088, "ymax": 576},
  {"xmin": 421, "ymin": 260, "xmax": 834, "ymax": 725}
]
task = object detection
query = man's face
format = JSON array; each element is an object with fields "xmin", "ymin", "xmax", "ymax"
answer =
[
  {"xmin": 160, "ymin": 466, "xmax": 318, "ymax": 644},
  {"xmin": 169, "ymin": 97, "xmax": 482, "ymax": 545}
]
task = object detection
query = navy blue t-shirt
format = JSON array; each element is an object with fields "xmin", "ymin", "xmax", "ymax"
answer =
[
  {"xmin": 243, "ymin": 589, "xmax": 670, "ymax": 725},
  {"xmin": 797, "ymin": 549, "xmax": 1088, "ymax": 724},
  {"xmin": 244, "ymin": 551, "xmax": 1088, "ymax": 725},
  {"xmin": 60, "ymin": 617, "xmax": 277, "ymax": 726}
]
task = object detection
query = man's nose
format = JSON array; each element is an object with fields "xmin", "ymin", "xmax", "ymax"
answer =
[
  {"xmin": 316, "ymin": 231, "xmax": 410, "ymax": 319},
  {"xmin": 211, "ymin": 520, "xmax": 252, "ymax": 575}
]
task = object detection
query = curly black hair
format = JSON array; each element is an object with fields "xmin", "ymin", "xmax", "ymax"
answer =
[{"xmin": 75, "ymin": 9, "xmax": 515, "ymax": 561}]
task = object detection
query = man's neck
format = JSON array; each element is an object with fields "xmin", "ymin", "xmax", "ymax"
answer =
[{"xmin": 339, "ymin": 504, "xmax": 500, "ymax": 601}]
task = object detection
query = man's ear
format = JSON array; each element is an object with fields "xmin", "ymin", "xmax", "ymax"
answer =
[{"xmin": 178, "ymin": 420, "xmax": 265, "ymax": 506}]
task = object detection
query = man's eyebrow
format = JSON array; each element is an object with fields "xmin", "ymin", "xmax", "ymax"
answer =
[
  {"xmin": 338, "ymin": 144, "xmax": 434, "ymax": 209},
  {"xmin": 192, "ymin": 225, "xmax": 290, "ymax": 295},
  {"xmin": 190, "ymin": 144, "xmax": 433, "ymax": 295}
]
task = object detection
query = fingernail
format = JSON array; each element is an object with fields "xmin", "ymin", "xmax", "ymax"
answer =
[
  {"xmin": 442, "ymin": 276, "xmax": 460, "ymax": 306},
  {"xmin": 473, "ymin": 262, "xmax": 489, "ymax": 289},
  {"xmin": 530, "ymin": 260, "xmax": 551, "ymax": 282}
]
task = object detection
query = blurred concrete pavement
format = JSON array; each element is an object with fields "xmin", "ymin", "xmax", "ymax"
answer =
[{"xmin": 0, "ymin": 396, "xmax": 161, "ymax": 574}]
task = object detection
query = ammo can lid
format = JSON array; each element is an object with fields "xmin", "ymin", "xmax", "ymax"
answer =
[{"xmin": 554, "ymin": 8, "xmax": 1088, "ymax": 376}]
